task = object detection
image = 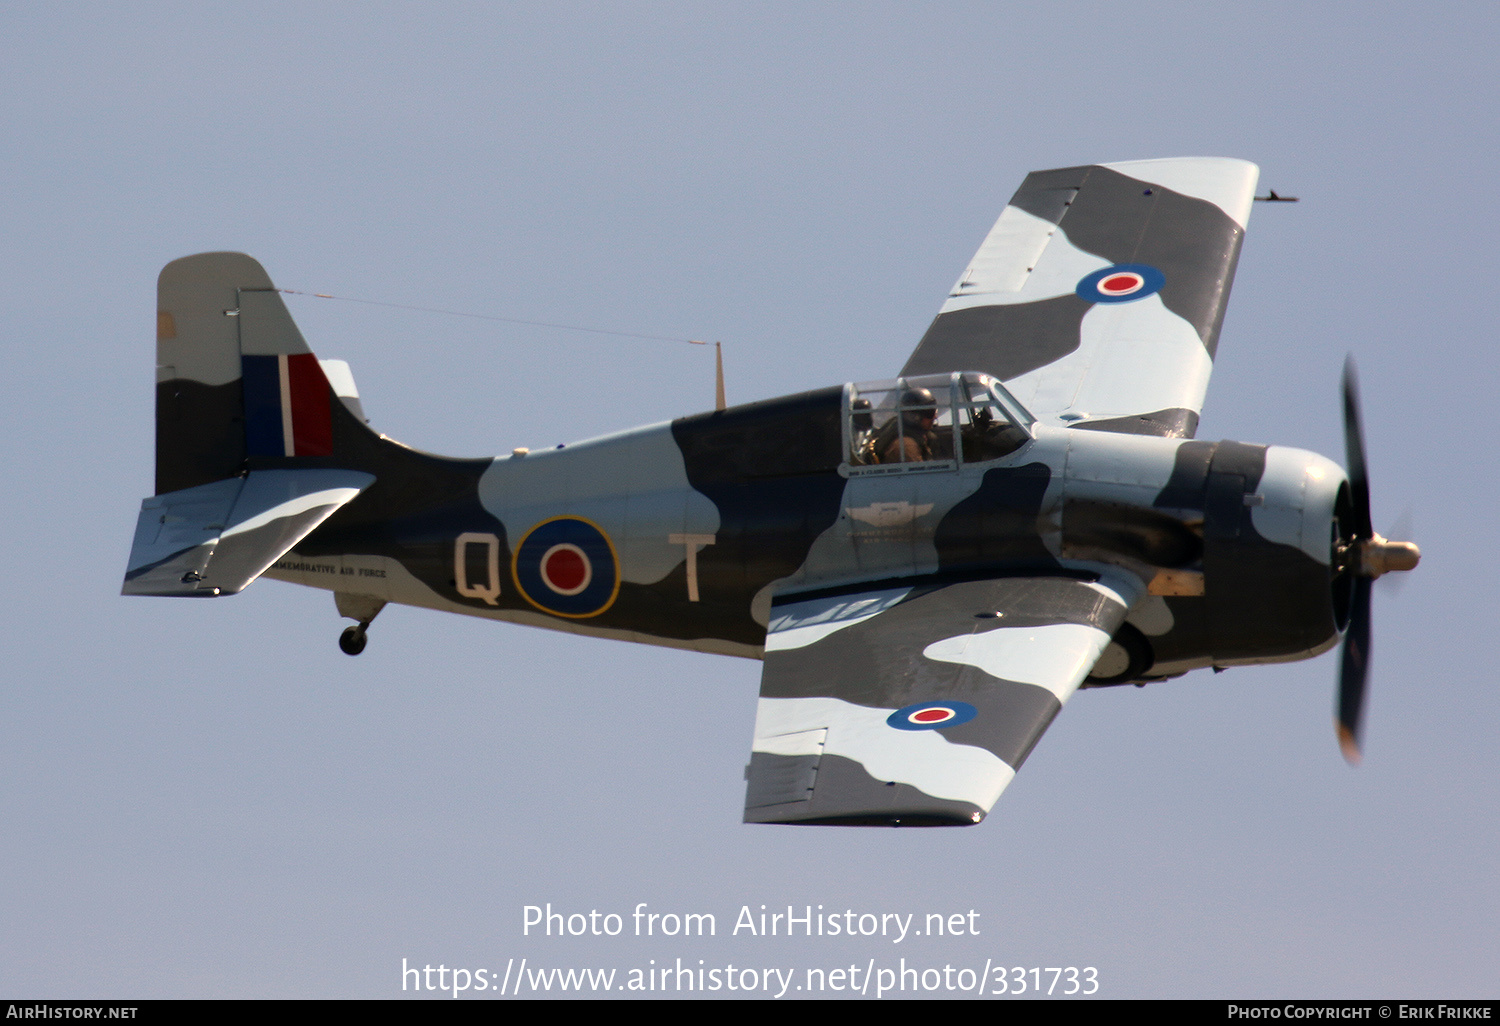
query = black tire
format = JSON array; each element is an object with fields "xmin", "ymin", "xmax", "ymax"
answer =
[{"xmin": 339, "ymin": 625, "xmax": 367, "ymax": 656}]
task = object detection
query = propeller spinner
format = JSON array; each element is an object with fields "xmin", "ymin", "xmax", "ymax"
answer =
[{"xmin": 1335, "ymin": 357, "xmax": 1421, "ymax": 764}]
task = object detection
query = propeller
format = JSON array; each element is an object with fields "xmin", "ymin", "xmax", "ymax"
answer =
[{"xmin": 1335, "ymin": 356, "xmax": 1421, "ymax": 764}]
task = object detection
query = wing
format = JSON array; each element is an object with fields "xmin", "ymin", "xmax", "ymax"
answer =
[
  {"xmin": 743, "ymin": 572, "xmax": 1144, "ymax": 826},
  {"xmin": 901, "ymin": 158, "xmax": 1259, "ymax": 438}
]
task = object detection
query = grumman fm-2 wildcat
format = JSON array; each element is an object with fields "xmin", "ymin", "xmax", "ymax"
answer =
[{"xmin": 124, "ymin": 157, "xmax": 1418, "ymax": 826}]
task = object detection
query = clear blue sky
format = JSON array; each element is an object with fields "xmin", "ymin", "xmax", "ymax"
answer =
[{"xmin": 2, "ymin": 1, "xmax": 1494, "ymax": 998}]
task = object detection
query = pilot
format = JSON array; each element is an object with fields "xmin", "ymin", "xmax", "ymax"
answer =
[{"xmin": 875, "ymin": 387, "xmax": 939, "ymax": 463}]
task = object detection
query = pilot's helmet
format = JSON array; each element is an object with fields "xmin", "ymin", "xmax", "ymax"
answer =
[
  {"xmin": 851, "ymin": 396, "xmax": 874, "ymax": 431},
  {"xmin": 899, "ymin": 387, "xmax": 937, "ymax": 427}
]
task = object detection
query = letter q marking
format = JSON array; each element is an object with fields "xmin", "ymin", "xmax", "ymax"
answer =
[{"xmin": 455, "ymin": 532, "xmax": 502, "ymax": 605}]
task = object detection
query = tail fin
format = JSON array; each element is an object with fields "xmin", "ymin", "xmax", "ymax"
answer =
[
  {"xmin": 155, "ymin": 252, "xmax": 356, "ymax": 493},
  {"xmin": 127, "ymin": 253, "xmax": 375, "ymax": 596}
]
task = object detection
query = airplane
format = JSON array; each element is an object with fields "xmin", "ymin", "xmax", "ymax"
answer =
[{"xmin": 123, "ymin": 157, "xmax": 1419, "ymax": 827}]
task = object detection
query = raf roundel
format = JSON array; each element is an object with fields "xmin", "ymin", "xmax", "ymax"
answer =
[
  {"xmin": 1076, "ymin": 263, "xmax": 1166, "ymax": 304},
  {"xmin": 513, "ymin": 516, "xmax": 620, "ymax": 618},
  {"xmin": 540, "ymin": 543, "xmax": 591, "ymax": 595},
  {"xmin": 887, "ymin": 701, "xmax": 978, "ymax": 731}
]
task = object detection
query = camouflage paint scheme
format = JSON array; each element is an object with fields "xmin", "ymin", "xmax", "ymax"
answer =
[{"xmin": 126, "ymin": 158, "xmax": 1359, "ymax": 827}]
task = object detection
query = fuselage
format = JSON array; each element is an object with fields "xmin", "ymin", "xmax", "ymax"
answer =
[{"xmin": 267, "ymin": 374, "xmax": 1349, "ymax": 683}]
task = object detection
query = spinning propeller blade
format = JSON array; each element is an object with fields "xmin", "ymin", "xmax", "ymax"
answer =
[
  {"xmin": 1336, "ymin": 357, "xmax": 1420, "ymax": 764},
  {"xmin": 1337, "ymin": 575, "xmax": 1372, "ymax": 764},
  {"xmin": 1342, "ymin": 358, "xmax": 1373, "ymax": 540}
]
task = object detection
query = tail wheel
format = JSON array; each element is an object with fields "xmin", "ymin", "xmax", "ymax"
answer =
[{"xmin": 339, "ymin": 625, "xmax": 368, "ymax": 656}]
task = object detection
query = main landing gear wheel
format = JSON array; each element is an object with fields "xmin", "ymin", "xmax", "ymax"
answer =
[{"xmin": 339, "ymin": 624, "xmax": 368, "ymax": 656}]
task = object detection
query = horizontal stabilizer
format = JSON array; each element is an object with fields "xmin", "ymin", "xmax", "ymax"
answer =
[{"xmin": 122, "ymin": 469, "xmax": 374, "ymax": 597}]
